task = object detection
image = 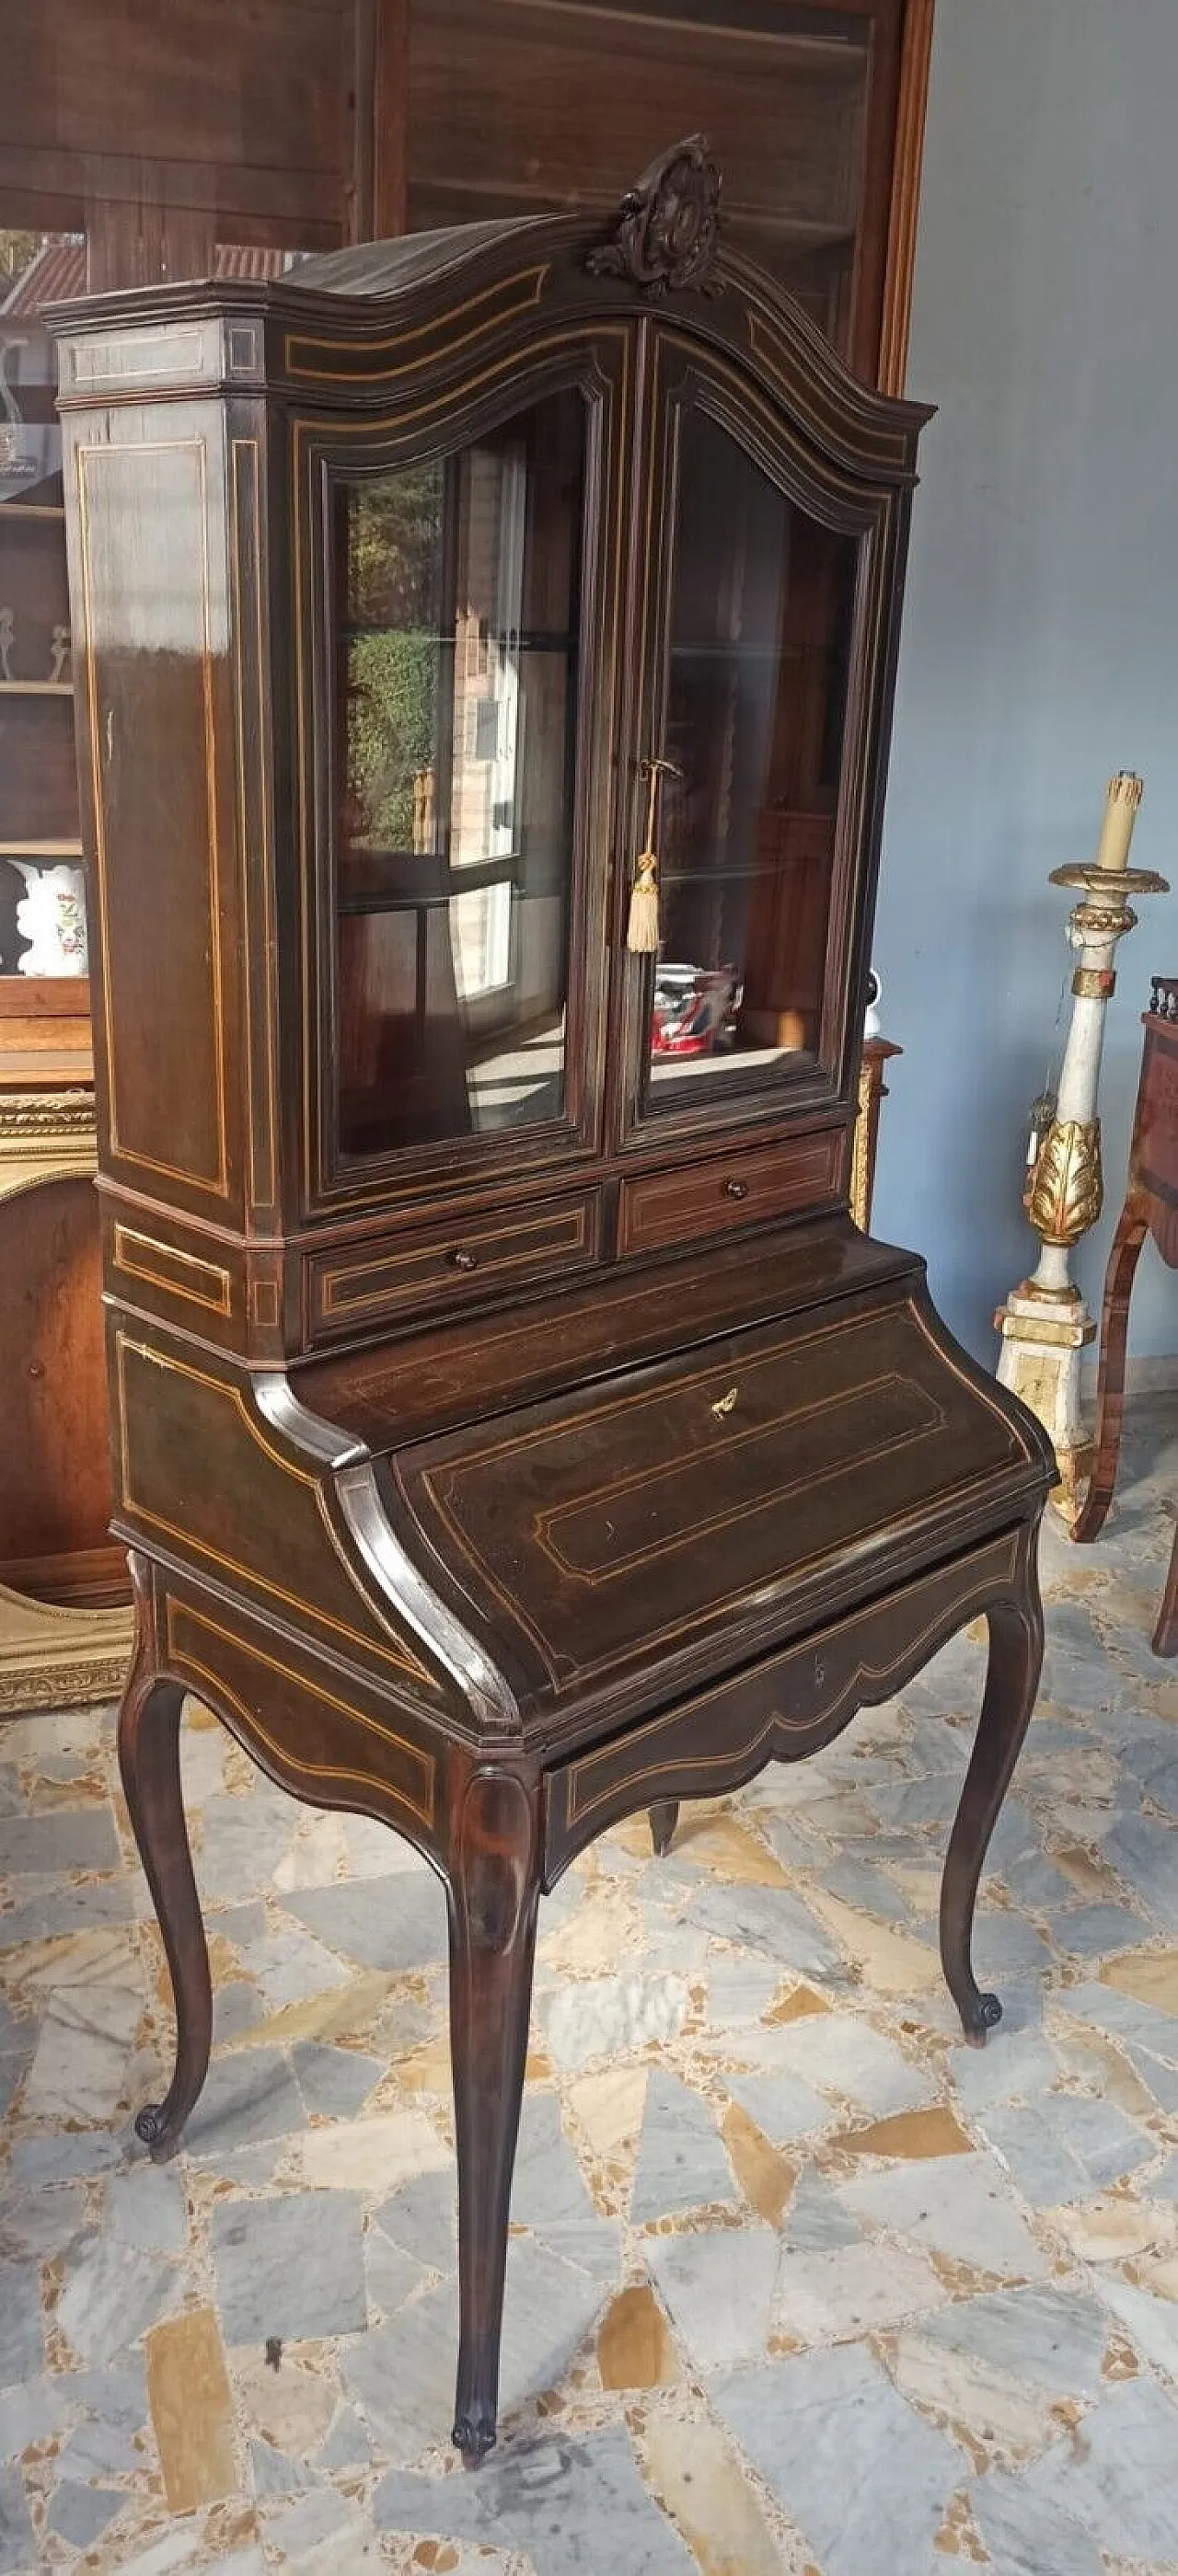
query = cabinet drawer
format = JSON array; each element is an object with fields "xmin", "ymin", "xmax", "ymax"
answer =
[
  {"xmin": 306, "ymin": 1189, "xmax": 602, "ymax": 1341},
  {"xmin": 618, "ymin": 1132, "xmax": 842, "ymax": 1259}
]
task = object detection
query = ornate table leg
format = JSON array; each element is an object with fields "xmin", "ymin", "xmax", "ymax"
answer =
[
  {"xmin": 117, "ymin": 1554, "xmax": 212, "ymax": 2159},
  {"xmin": 1153, "ymin": 1525, "xmax": 1178, "ymax": 1658},
  {"xmin": 446, "ymin": 1764, "xmax": 541, "ymax": 2466},
  {"xmin": 1071, "ymin": 1197, "xmax": 1149, "ymax": 1544},
  {"xmin": 648, "ymin": 1799, "xmax": 679, "ymax": 1857},
  {"xmin": 941, "ymin": 1544, "xmax": 1045, "ymax": 2044}
]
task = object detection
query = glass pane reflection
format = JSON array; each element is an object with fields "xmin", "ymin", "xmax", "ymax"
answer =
[
  {"xmin": 333, "ymin": 388, "xmax": 584, "ymax": 1156},
  {"xmin": 649, "ymin": 407, "xmax": 858, "ymax": 1094}
]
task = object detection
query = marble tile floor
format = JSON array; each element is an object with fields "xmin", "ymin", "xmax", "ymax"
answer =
[{"xmin": 1, "ymin": 1401, "xmax": 1176, "ymax": 2574}]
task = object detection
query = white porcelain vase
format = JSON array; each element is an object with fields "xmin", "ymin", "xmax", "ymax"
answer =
[{"xmin": 14, "ymin": 862, "xmax": 88, "ymax": 976}]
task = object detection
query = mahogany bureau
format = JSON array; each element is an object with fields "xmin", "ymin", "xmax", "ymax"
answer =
[{"xmin": 51, "ymin": 140, "xmax": 1055, "ymax": 2462}]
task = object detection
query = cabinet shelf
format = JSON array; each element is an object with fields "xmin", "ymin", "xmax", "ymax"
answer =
[
  {"xmin": 344, "ymin": 624, "xmax": 574, "ymax": 652},
  {"xmin": 0, "ymin": 502, "xmax": 65, "ymax": 521},
  {"xmin": 418, "ymin": 171, "xmax": 859, "ymax": 253},
  {"xmin": 662, "ymin": 860, "xmax": 781, "ymax": 887},
  {"xmin": 671, "ymin": 640, "xmax": 818, "ymax": 663},
  {"xmin": 0, "ymin": 680, "xmax": 74, "ymax": 696},
  {"xmin": 340, "ymin": 849, "xmax": 525, "ymax": 914},
  {"xmin": 0, "ymin": 838, "xmax": 83, "ymax": 857}
]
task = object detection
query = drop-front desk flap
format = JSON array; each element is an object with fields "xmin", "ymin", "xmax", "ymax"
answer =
[{"xmin": 297, "ymin": 1223, "xmax": 1049, "ymax": 1737}]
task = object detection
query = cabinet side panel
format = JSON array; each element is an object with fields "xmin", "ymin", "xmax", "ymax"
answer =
[{"xmin": 72, "ymin": 428, "xmax": 239, "ymax": 1213}]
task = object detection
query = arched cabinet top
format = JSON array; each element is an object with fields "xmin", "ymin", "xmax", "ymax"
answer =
[{"xmin": 49, "ymin": 135, "xmax": 933, "ymax": 491}]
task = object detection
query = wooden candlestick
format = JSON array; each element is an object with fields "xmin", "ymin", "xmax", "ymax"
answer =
[{"xmin": 995, "ymin": 777, "xmax": 1168, "ymax": 1520}]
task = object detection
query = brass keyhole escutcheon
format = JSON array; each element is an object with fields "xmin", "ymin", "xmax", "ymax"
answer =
[{"xmin": 711, "ymin": 1385, "xmax": 739, "ymax": 1418}]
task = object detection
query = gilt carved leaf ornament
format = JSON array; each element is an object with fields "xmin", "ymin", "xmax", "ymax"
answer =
[
  {"xmin": 587, "ymin": 133, "xmax": 722, "ymax": 297},
  {"xmin": 1027, "ymin": 1117, "xmax": 1104, "ymax": 1247}
]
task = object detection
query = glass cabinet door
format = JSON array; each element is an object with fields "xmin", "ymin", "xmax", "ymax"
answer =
[
  {"xmin": 631, "ymin": 375, "xmax": 862, "ymax": 1123},
  {"xmin": 329, "ymin": 384, "xmax": 591, "ymax": 1166}
]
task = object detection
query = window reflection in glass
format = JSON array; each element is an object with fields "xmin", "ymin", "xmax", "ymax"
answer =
[
  {"xmin": 333, "ymin": 388, "xmax": 584, "ymax": 1156},
  {"xmin": 648, "ymin": 408, "xmax": 858, "ymax": 1095}
]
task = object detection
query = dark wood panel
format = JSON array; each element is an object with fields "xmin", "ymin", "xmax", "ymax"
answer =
[
  {"xmin": 544, "ymin": 1526, "xmax": 1022, "ymax": 1879},
  {"xmin": 164, "ymin": 1584, "xmax": 441, "ymax": 1842},
  {"xmin": 618, "ymin": 1131, "xmax": 842, "ymax": 1256},
  {"xmin": 408, "ymin": 0, "xmax": 865, "ymax": 236},
  {"xmin": 396, "ymin": 1285, "xmax": 1038, "ymax": 1708},
  {"xmin": 105, "ymin": 1206, "xmax": 245, "ymax": 1343},
  {"xmin": 296, "ymin": 1218, "xmax": 912, "ymax": 1448},
  {"xmin": 305, "ymin": 1188, "xmax": 603, "ymax": 1341},
  {"xmin": 75, "ymin": 431, "xmax": 238, "ymax": 1209},
  {"xmin": 110, "ymin": 1326, "xmax": 450, "ymax": 1703},
  {"xmin": 0, "ymin": 696, "xmax": 78, "ymax": 845},
  {"xmin": 0, "ymin": 2, "xmax": 428, "ymax": 262},
  {"xmin": 3, "ymin": 2, "xmax": 336, "ymax": 165},
  {"xmin": 0, "ymin": 1172, "xmax": 121, "ymax": 1598},
  {"xmin": 1, "ymin": 1539, "xmax": 128, "ymax": 1608}
]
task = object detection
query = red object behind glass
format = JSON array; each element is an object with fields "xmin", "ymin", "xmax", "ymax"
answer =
[{"xmin": 651, "ymin": 961, "xmax": 741, "ymax": 1057}]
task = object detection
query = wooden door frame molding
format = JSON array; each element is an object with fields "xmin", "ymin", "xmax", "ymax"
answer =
[{"xmin": 879, "ymin": 0, "xmax": 936, "ymax": 395}]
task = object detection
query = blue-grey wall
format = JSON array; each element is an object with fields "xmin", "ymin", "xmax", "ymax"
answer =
[{"xmin": 872, "ymin": 0, "xmax": 1178, "ymax": 1364}]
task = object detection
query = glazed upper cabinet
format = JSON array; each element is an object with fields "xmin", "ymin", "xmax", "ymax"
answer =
[
  {"xmin": 283, "ymin": 269, "xmax": 907, "ymax": 1300},
  {"xmin": 308, "ymin": 316, "xmax": 872, "ymax": 1204},
  {"xmin": 618, "ymin": 325, "xmax": 872, "ymax": 1149},
  {"xmin": 309, "ymin": 339, "xmax": 624, "ymax": 1200},
  {"xmin": 52, "ymin": 137, "xmax": 923, "ymax": 1363}
]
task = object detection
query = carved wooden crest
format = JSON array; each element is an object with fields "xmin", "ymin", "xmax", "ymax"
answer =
[{"xmin": 587, "ymin": 135, "xmax": 722, "ymax": 297}]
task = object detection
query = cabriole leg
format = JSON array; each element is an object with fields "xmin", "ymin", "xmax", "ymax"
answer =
[
  {"xmin": 1071, "ymin": 1202, "xmax": 1148, "ymax": 1544},
  {"xmin": 941, "ymin": 1549, "xmax": 1045, "ymax": 2045},
  {"xmin": 1153, "ymin": 1524, "xmax": 1178, "ymax": 1658},
  {"xmin": 118, "ymin": 1555, "xmax": 212, "ymax": 2161},
  {"xmin": 447, "ymin": 1765, "xmax": 540, "ymax": 2466},
  {"xmin": 648, "ymin": 1799, "xmax": 679, "ymax": 1857}
]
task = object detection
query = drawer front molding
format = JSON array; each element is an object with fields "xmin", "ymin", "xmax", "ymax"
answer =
[
  {"xmin": 305, "ymin": 1190, "xmax": 602, "ymax": 1340},
  {"xmin": 618, "ymin": 1132, "xmax": 841, "ymax": 1258}
]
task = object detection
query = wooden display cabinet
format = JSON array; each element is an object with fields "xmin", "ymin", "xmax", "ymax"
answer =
[
  {"xmin": 54, "ymin": 138, "xmax": 1052, "ymax": 2462},
  {"xmin": 0, "ymin": 2, "xmax": 932, "ymax": 1716}
]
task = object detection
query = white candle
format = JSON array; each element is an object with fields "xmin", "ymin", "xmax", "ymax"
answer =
[{"xmin": 1095, "ymin": 771, "xmax": 1143, "ymax": 872}]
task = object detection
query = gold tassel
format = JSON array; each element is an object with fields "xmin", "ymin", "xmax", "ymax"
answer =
[
  {"xmin": 627, "ymin": 755, "xmax": 680, "ymax": 955},
  {"xmin": 627, "ymin": 849, "xmax": 660, "ymax": 952}
]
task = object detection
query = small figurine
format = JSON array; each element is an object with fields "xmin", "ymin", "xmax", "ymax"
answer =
[
  {"xmin": 0, "ymin": 605, "xmax": 14, "ymax": 684},
  {"xmin": 49, "ymin": 623, "xmax": 70, "ymax": 684}
]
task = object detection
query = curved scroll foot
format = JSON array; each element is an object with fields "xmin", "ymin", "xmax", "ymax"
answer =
[
  {"xmin": 447, "ymin": 1765, "xmax": 540, "ymax": 2467},
  {"xmin": 648, "ymin": 1800, "xmax": 679, "ymax": 1857},
  {"xmin": 453, "ymin": 2408, "xmax": 498, "ymax": 2467},
  {"xmin": 119, "ymin": 1554, "xmax": 212, "ymax": 2160},
  {"xmin": 941, "ymin": 1545, "xmax": 1044, "ymax": 2048},
  {"xmin": 133, "ymin": 2101, "xmax": 184, "ymax": 2165},
  {"xmin": 958, "ymin": 1989, "xmax": 1003, "ymax": 2051}
]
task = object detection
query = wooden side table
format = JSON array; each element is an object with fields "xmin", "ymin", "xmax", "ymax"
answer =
[{"xmin": 1071, "ymin": 976, "xmax": 1178, "ymax": 1655}]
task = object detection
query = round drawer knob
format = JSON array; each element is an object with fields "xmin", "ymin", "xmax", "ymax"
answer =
[
  {"xmin": 448, "ymin": 1247, "xmax": 479, "ymax": 1272},
  {"xmin": 722, "ymin": 1178, "xmax": 749, "ymax": 1202}
]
